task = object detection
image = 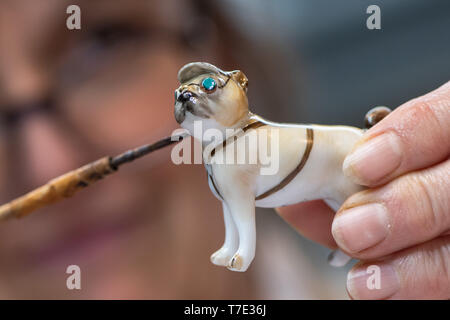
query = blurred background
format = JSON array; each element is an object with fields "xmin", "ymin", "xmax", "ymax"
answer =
[{"xmin": 0, "ymin": 0, "xmax": 448, "ymax": 299}]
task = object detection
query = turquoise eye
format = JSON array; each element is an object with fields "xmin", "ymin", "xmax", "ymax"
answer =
[{"xmin": 201, "ymin": 77, "xmax": 216, "ymax": 91}]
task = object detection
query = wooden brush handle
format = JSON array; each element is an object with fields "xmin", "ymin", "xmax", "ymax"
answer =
[{"xmin": 0, "ymin": 157, "xmax": 115, "ymax": 221}]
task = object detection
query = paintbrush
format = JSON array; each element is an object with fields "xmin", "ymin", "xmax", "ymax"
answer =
[{"xmin": 0, "ymin": 132, "xmax": 188, "ymax": 221}]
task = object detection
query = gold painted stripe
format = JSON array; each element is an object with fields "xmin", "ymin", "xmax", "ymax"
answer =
[
  {"xmin": 255, "ymin": 127, "xmax": 314, "ymax": 201},
  {"xmin": 207, "ymin": 120, "xmax": 266, "ymax": 201},
  {"xmin": 208, "ymin": 173, "xmax": 223, "ymax": 200},
  {"xmin": 209, "ymin": 120, "xmax": 266, "ymax": 159}
]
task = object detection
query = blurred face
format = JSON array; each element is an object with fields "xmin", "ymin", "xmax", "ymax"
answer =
[{"xmin": 0, "ymin": 0, "xmax": 255, "ymax": 298}]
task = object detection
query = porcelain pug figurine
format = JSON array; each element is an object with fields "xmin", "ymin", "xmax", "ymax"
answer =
[{"xmin": 174, "ymin": 62, "xmax": 390, "ymax": 272}]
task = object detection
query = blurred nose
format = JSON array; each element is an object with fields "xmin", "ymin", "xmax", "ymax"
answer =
[
  {"xmin": 0, "ymin": 58, "xmax": 81, "ymax": 187},
  {"xmin": 178, "ymin": 91, "xmax": 194, "ymax": 103},
  {"xmin": 19, "ymin": 112, "xmax": 82, "ymax": 186}
]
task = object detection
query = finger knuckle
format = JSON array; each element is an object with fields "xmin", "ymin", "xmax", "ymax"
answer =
[
  {"xmin": 394, "ymin": 96, "xmax": 450, "ymax": 160},
  {"xmin": 402, "ymin": 173, "xmax": 445, "ymax": 236},
  {"xmin": 398, "ymin": 237, "xmax": 450, "ymax": 297},
  {"xmin": 384, "ymin": 174, "xmax": 440, "ymax": 242},
  {"xmin": 422, "ymin": 238, "xmax": 450, "ymax": 297}
]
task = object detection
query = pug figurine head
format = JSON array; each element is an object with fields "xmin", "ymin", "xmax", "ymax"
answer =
[{"xmin": 174, "ymin": 62, "xmax": 250, "ymax": 138}]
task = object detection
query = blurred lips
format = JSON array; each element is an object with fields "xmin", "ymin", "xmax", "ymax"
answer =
[
  {"xmin": 23, "ymin": 205, "xmax": 146, "ymax": 269},
  {"xmin": 6, "ymin": 174, "xmax": 153, "ymax": 271}
]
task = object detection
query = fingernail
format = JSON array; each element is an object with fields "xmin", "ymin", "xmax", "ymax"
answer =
[
  {"xmin": 343, "ymin": 132, "xmax": 402, "ymax": 185},
  {"xmin": 332, "ymin": 203, "xmax": 390, "ymax": 253},
  {"xmin": 347, "ymin": 263, "xmax": 400, "ymax": 299}
]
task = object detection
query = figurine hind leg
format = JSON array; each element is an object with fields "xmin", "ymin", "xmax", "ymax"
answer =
[
  {"xmin": 210, "ymin": 202, "xmax": 239, "ymax": 266},
  {"xmin": 324, "ymin": 197, "xmax": 353, "ymax": 267}
]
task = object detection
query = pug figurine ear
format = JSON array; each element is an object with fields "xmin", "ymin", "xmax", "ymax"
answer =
[{"xmin": 230, "ymin": 70, "xmax": 248, "ymax": 92}]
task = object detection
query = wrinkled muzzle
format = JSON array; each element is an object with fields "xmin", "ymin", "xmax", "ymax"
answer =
[
  {"xmin": 174, "ymin": 102, "xmax": 186, "ymax": 124},
  {"xmin": 174, "ymin": 88, "xmax": 211, "ymax": 124},
  {"xmin": 174, "ymin": 90, "xmax": 196, "ymax": 124}
]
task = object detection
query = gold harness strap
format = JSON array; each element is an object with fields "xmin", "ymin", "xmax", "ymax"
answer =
[
  {"xmin": 209, "ymin": 120, "xmax": 266, "ymax": 159},
  {"xmin": 255, "ymin": 127, "xmax": 314, "ymax": 200},
  {"xmin": 207, "ymin": 120, "xmax": 266, "ymax": 200},
  {"xmin": 207, "ymin": 123, "xmax": 314, "ymax": 202}
]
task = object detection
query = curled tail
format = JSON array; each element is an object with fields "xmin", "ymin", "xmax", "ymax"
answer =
[{"xmin": 364, "ymin": 106, "xmax": 392, "ymax": 129}]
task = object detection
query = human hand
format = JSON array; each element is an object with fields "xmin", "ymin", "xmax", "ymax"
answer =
[{"xmin": 278, "ymin": 81, "xmax": 450, "ymax": 299}]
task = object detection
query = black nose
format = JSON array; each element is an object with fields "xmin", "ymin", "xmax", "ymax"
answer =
[{"xmin": 178, "ymin": 91, "xmax": 193, "ymax": 102}]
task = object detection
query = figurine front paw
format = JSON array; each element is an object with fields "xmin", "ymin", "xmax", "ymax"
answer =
[
  {"xmin": 210, "ymin": 248, "xmax": 234, "ymax": 267},
  {"xmin": 226, "ymin": 253, "xmax": 250, "ymax": 272}
]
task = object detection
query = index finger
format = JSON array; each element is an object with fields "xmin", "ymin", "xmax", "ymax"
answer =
[{"xmin": 343, "ymin": 81, "xmax": 450, "ymax": 187}]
